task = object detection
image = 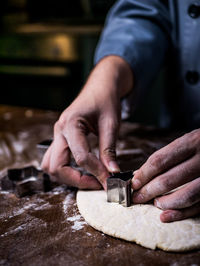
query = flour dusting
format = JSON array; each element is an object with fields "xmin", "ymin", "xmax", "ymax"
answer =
[
  {"xmin": 7, "ymin": 200, "xmax": 49, "ymax": 219},
  {"xmin": 62, "ymin": 193, "xmax": 86, "ymax": 231},
  {"xmin": 52, "ymin": 185, "xmax": 67, "ymax": 195},
  {"xmin": 67, "ymin": 214, "xmax": 81, "ymax": 222},
  {"xmin": 72, "ymin": 220, "xmax": 87, "ymax": 231},
  {"xmin": 63, "ymin": 193, "xmax": 74, "ymax": 215},
  {"xmin": 10, "ymin": 203, "xmax": 37, "ymax": 217},
  {"xmin": 67, "ymin": 215, "xmax": 87, "ymax": 231},
  {"xmin": 1, "ymin": 224, "xmax": 26, "ymax": 237}
]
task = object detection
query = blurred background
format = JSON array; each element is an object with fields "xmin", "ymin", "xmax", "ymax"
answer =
[
  {"xmin": 0, "ymin": 0, "xmax": 164, "ymax": 125},
  {"xmin": 0, "ymin": 0, "xmax": 116, "ymax": 110}
]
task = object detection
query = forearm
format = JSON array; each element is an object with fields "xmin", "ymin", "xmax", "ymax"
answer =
[{"xmin": 79, "ymin": 55, "xmax": 134, "ymax": 101}]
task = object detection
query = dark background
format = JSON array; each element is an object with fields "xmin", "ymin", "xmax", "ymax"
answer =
[{"xmin": 0, "ymin": 0, "xmax": 164, "ymax": 125}]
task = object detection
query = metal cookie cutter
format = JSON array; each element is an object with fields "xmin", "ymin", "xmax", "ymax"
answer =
[
  {"xmin": 1, "ymin": 166, "xmax": 52, "ymax": 197},
  {"xmin": 107, "ymin": 171, "xmax": 133, "ymax": 207}
]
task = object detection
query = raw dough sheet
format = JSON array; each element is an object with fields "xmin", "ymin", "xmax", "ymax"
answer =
[{"xmin": 77, "ymin": 190, "xmax": 200, "ymax": 251}]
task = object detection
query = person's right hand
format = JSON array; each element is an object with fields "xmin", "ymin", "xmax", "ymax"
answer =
[{"xmin": 41, "ymin": 56, "xmax": 133, "ymax": 190}]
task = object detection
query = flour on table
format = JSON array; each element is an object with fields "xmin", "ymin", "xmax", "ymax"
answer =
[
  {"xmin": 67, "ymin": 215, "xmax": 87, "ymax": 231},
  {"xmin": 63, "ymin": 192, "xmax": 75, "ymax": 216},
  {"xmin": 63, "ymin": 192, "xmax": 87, "ymax": 231},
  {"xmin": 1, "ymin": 224, "xmax": 26, "ymax": 237},
  {"xmin": 77, "ymin": 190, "xmax": 200, "ymax": 252}
]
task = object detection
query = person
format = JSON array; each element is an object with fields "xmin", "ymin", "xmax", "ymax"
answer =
[{"xmin": 41, "ymin": 0, "xmax": 200, "ymax": 223}]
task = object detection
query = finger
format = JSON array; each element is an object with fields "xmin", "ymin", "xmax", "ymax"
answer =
[
  {"xmin": 132, "ymin": 133, "xmax": 195, "ymax": 190},
  {"xmin": 154, "ymin": 177, "xmax": 200, "ymax": 210},
  {"xmin": 63, "ymin": 119, "xmax": 109, "ymax": 189},
  {"xmin": 41, "ymin": 123, "xmax": 70, "ymax": 182},
  {"xmin": 41, "ymin": 143, "xmax": 53, "ymax": 170},
  {"xmin": 99, "ymin": 117, "xmax": 120, "ymax": 173},
  {"xmin": 133, "ymin": 155, "xmax": 200, "ymax": 203},
  {"xmin": 55, "ymin": 166, "xmax": 102, "ymax": 189},
  {"xmin": 41, "ymin": 122, "xmax": 69, "ymax": 170},
  {"xmin": 49, "ymin": 134, "xmax": 69, "ymax": 174},
  {"xmin": 160, "ymin": 202, "xmax": 200, "ymax": 223},
  {"xmin": 42, "ymin": 135, "xmax": 102, "ymax": 189},
  {"xmin": 41, "ymin": 144, "xmax": 58, "ymax": 182}
]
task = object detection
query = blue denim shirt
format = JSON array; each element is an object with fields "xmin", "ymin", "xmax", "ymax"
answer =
[{"xmin": 94, "ymin": 0, "xmax": 200, "ymax": 130}]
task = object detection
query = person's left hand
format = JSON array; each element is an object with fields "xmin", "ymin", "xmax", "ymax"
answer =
[{"xmin": 132, "ymin": 129, "xmax": 200, "ymax": 223}]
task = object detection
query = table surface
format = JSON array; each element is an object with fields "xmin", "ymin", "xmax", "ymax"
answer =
[{"xmin": 0, "ymin": 105, "xmax": 199, "ymax": 266}]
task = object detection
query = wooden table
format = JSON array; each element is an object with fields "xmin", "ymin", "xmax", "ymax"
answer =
[{"xmin": 0, "ymin": 105, "xmax": 200, "ymax": 266}]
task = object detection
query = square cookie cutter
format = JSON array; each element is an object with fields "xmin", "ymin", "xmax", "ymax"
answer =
[{"xmin": 107, "ymin": 171, "xmax": 133, "ymax": 207}]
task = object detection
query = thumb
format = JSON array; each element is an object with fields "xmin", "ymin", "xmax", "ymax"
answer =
[{"xmin": 99, "ymin": 118, "xmax": 120, "ymax": 173}]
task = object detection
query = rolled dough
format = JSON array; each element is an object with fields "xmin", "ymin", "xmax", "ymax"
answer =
[{"xmin": 77, "ymin": 190, "xmax": 200, "ymax": 251}]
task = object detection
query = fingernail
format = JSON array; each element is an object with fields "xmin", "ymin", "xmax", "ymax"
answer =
[
  {"xmin": 160, "ymin": 212, "xmax": 171, "ymax": 223},
  {"xmin": 108, "ymin": 161, "xmax": 120, "ymax": 173},
  {"xmin": 132, "ymin": 178, "xmax": 141, "ymax": 189},
  {"xmin": 160, "ymin": 210, "xmax": 182, "ymax": 223},
  {"xmin": 160, "ymin": 210, "xmax": 174, "ymax": 223},
  {"xmin": 154, "ymin": 199, "xmax": 162, "ymax": 209}
]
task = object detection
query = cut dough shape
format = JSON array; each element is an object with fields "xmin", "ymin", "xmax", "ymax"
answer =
[{"xmin": 77, "ymin": 190, "xmax": 200, "ymax": 251}]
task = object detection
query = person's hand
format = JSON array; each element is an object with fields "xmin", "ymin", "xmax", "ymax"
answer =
[
  {"xmin": 132, "ymin": 129, "xmax": 200, "ymax": 222},
  {"xmin": 41, "ymin": 56, "xmax": 133, "ymax": 190}
]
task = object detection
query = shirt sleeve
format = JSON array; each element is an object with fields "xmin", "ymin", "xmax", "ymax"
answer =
[{"xmin": 94, "ymin": 0, "xmax": 172, "ymax": 118}]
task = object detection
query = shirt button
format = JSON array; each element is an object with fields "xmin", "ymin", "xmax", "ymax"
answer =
[
  {"xmin": 186, "ymin": 71, "xmax": 199, "ymax": 84},
  {"xmin": 188, "ymin": 3, "xmax": 200, "ymax": 18}
]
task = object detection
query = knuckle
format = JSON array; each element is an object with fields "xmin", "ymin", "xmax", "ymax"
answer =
[
  {"xmin": 75, "ymin": 119, "xmax": 89, "ymax": 134},
  {"xmin": 184, "ymin": 129, "xmax": 200, "ymax": 149},
  {"xmin": 75, "ymin": 154, "xmax": 88, "ymax": 167},
  {"xmin": 161, "ymin": 177, "xmax": 174, "ymax": 191},
  {"xmin": 48, "ymin": 166, "xmax": 59, "ymax": 177},
  {"xmin": 58, "ymin": 113, "xmax": 89, "ymax": 134},
  {"xmin": 42, "ymin": 165, "xmax": 58, "ymax": 182},
  {"xmin": 58, "ymin": 115, "xmax": 68, "ymax": 131},
  {"xmin": 191, "ymin": 129, "xmax": 200, "ymax": 147},
  {"xmin": 53, "ymin": 121, "xmax": 60, "ymax": 134},
  {"xmin": 148, "ymin": 152, "xmax": 164, "ymax": 171},
  {"xmin": 186, "ymin": 191, "xmax": 199, "ymax": 206},
  {"xmin": 191, "ymin": 128, "xmax": 200, "ymax": 137},
  {"xmin": 103, "ymin": 147, "xmax": 116, "ymax": 158}
]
